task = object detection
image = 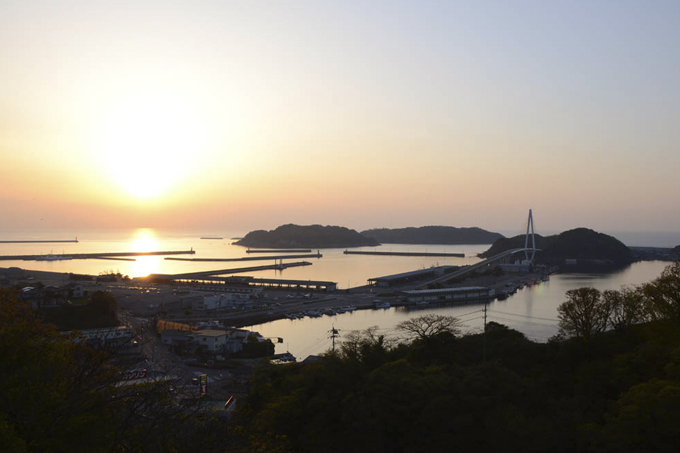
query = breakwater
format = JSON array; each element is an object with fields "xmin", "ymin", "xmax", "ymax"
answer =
[
  {"xmin": 343, "ymin": 250, "xmax": 465, "ymax": 257},
  {"xmin": 0, "ymin": 250, "xmax": 196, "ymax": 261},
  {"xmin": 0, "ymin": 238, "xmax": 79, "ymax": 244},
  {"xmin": 246, "ymin": 249, "xmax": 312, "ymax": 253},
  {"xmin": 165, "ymin": 253, "xmax": 322, "ymax": 262},
  {"xmin": 150, "ymin": 261, "xmax": 312, "ymax": 279}
]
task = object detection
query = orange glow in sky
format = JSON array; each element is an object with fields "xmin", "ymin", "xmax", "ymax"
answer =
[{"xmin": 1, "ymin": 1, "xmax": 679, "ymax": 235}]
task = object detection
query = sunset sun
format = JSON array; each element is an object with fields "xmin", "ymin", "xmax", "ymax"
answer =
[{"xmin": 98, "ymin": 93, "xmax": 205, "ymax": 201}]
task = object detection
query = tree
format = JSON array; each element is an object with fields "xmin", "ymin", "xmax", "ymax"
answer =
[
  {"xmin": 396, "ymin": 314, "xmax": 462, "ymax": 342},
  {"xmin": 643, "ymin": 261, "xmax": 680, "ymax": 323},
  {"xmin": 557, "ymin": 288, "xmax": 611, "ymax": 341},
  {"xmin": 603, "ymin": 287, "xmax": 649, "ymax": 332},
  {"xmin": 592, "ymin": 379, "xmax": 680, "ymax": 452},
  {"xmin": 338, "ymin": 326, "xmax": 393, "ymax": 366},
  {"xmin": 0, "ymin": 289, "xmax": 120, "ymax": 451}
]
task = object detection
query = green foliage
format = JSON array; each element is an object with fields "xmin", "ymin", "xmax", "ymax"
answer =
[
  {"xmin": 0, "ymin": 289, "xmax": 274, "ymax": 452},
  {"xmin": 481, "ymin": 228, "xmax": 633, "ymax": 269},
  {"xmin": 39, "ymin": 290, "xmax": 120, "ymax": 331},
  {"xmin": 558, "ymin": 288, "xmax": 610, "ymax": 341},
  {"xmin": 236, "ymin": 224, "xmax": 379, "ymax": 248},
  {"xmin": 237, "ymin": 335, "xmax": 275, "ymax": 358},
  {"xmin": 0, "ymin": 289, "xmax": 118, "ymax": 451},
  {"xmin": 240, "ymin": 264, "xmax": 680, "ymax": 452},
  {"xmin": 604, "ymin": 286, "xmax": 650, "ymax": 332},
  {"xmin": 360, "ymin": 226, "xmax": 503, "ymax": 245},
  {"xmin": 643, "ymin": 261, "xmax": 680, "ymax": 323}
]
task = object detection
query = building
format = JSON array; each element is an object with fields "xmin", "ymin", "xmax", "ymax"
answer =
[
  {"xmin": 71, "ymin": 326, "xmax": 134, "ymax": 349},
  {"xmin": 401, "ymin": 286, "xmax": 495, "ymax": 304},
  {"xmin": 368, "ymin": 266, "xmax": 458, "ymax": 287},
  {"xmin": 192, "ymin": 328, "xmax": 259, "ymax": 354},
  {"xmin": 193, "ymin": 329, "xmax": 231, "ymax": 352},
  {"xmin": 160, "ymin": 329, "xmax": 194, "ymax": 348},
  {"xmin": 192, "ymin": 293, "xmax": 253, "ymax": 311}
]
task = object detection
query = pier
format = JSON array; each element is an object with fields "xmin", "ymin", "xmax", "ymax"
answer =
[
  {"xmin": 154, "ymin": 275, "xmax": 337, "ymax": 292},
  {"xmin": 0, "ymin": 250, "xmax": 196, "ymax": 261},
  {"xmin": 165, "ymin": 253, "xmax": 322, "ymax": 262},
  {"xmin": 344, "ymin": 250, "xmax": 464, "ymax": 257},
  {"xmin": 246, "ymin": 249, "xmax": 312, "ymax": 253},
  {"xmin": 0, "ymin": 238, "xmax": 79, "ymax": 244},
  {"xmin": 148, "ymin": 261, "xmax": 312, "ymax": 280}
]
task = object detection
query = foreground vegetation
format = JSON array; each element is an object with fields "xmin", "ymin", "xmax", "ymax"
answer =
[
  {"xmin": 242, "ymin": 262, "xmax": 680, "ymax": 452},
  {"xmin": 0, "ymin": 289, "xmax": 282, "ymax": 452},
  {"xmin": 2, "ymin": 262, "xmax": 680, "ymax": 452}
]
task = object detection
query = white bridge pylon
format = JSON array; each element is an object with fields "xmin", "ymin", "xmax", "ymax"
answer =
[{"xmin": 524, "ymin": 208, "xmax": 536, "ymax": 264}]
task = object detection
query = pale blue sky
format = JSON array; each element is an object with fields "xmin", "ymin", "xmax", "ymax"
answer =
[{"xmin": 1, "ymin": 0, "xmax": 679, "ymax": 235}]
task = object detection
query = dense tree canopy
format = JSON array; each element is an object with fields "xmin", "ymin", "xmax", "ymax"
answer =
[
  {"xmin": 240, "ymin": 262, "xmax": 680, "ymax": 452},
  {"xmin": 558, "ymin": 287, "xmax": 610, "ymax": 341},
  {"xmin": 4, "ymin": 260, "xmax": 680, "ymax": 452}
]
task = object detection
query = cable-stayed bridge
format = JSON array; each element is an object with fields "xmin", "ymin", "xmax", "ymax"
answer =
[{"xmin": 416, "ymin": 209, "xmax": 539, "ymax": 289}]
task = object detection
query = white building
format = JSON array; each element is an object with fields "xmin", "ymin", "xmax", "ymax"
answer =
[
  {"xmin": 71, "ymin": 326, "xmax": 133, "ymax": 349},
  {"xmin": 193, "ymin": 293, "xmax": 254, "ymax": 311},
  {"xmin": 192, "ymin": 328, "xmax": 264, "ymax": 354}
]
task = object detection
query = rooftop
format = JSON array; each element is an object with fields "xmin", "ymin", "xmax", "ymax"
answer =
[{"xmin": 402, "ymin": 286, "xmax": 489, "ymax": 295}]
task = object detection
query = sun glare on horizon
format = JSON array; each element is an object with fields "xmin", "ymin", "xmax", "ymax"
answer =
[
  {"xmin": 98, "ymin": 92, "xmax": 207, "ymax": 201},
  {"xmin": 130, "ymin": 228, "xmax": 161, "ymax": 276}
]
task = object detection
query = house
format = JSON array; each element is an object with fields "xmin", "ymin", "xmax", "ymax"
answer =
[
  {"xmin": 192, "ymin": 328, "xmax": 265, "ymax": 355},
  {"xmin": 160, "ymin": 329, "xmax": 194, "ymax": 347}
]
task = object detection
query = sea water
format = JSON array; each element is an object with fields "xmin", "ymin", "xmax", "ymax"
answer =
[{"xmin": 1, "ymin": 228, "xmax": 676, "ymax": 359}]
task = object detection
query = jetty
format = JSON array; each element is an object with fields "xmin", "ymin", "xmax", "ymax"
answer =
[
  {"xmin": 148, "ymin": 261, "xmax": 312, "ymax": 280},
  {"xmin": 344, "ymin": 250, "xmax": 465, "ymax": 258},
  {"xmin": 246, "ymin": 249, "xmax": 312, "ymax": 253},
  {"xmin": 165, "ymin": 253, "xmax": 322, "ymax": 262},
  {"xmin": 0, "ymin": 250, "xmax": 196, "ymax": 262},
  {"xmin": 0, "ymin": 238, "xmax": 79, "ymax": 244}
]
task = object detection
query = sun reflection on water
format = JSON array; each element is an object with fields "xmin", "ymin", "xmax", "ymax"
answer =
[{"xmin": 130, "ymin": 229, "xmax": 160, "ymax": 277}]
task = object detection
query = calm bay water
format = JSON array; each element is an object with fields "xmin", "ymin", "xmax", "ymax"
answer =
[
  {"xmin": 1, "ymin": 228, "xmax": 676, "ymax": 359},
  {"xmin": 0, "ymin": 228, "xmax": 487, "ymax": 288},
  {"xmin": 249, "ymin": 261, "xmax": 672, "ymax": 359}
]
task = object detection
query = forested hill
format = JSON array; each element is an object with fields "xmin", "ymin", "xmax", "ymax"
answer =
[
  {"xmin": 241, "ymin": 263, "xmax": 680, "ymax": 452},
  {"xmin": 480, "ymin": 227, "xmax": 633, "ymax": 269},
  {"xmin": 360, "ymin": 226, "xmax": 504, "ymax": 244},
  {"xmin": 234, "ymin": 224, "xmax": 379, "ymax": 249}
]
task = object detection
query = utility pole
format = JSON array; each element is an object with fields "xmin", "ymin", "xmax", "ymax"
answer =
[
  {"xmin": 329, "ymin": 326, "xmax": 340, "ymax": 351},
  {"xmin": 483, "ymin": 301, "xmax": 488, "ymax": 361}
]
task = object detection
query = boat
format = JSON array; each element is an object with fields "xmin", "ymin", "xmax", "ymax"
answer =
[{"xmin": 375, "ymin": 302, "xmax": 390, "ymax": 309}]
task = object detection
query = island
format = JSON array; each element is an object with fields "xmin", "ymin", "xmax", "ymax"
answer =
[
  {"xmin": 361, "ymin": 226, "xmax": 504, "ymax": 244},
  {"xmin": 234, "ymin": 224, "xmax": 380, "ymax": 249},
  {"xmin": 480, "ymin": 227, "xmax": 634, "ymax": 270}
]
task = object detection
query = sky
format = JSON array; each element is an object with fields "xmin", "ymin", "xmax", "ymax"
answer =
[{"xmin": 1, "ymin": 0, "xmax": 679, "ymax": 236}]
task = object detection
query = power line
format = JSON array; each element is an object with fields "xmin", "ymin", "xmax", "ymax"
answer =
[
  {"xmin": 487, "ymin": 315, "xmax": 558, "ymax": 328},
  {"xmin": 462, "ymin": 316, "xmax": 485, "ymax": 323},
  {"xmin": 488, "ymin": 309, "xmax": 559, "ymax": 323},
  {"xmin": 457, "ymin": 309, "xmax": 485, "ymax": 319}
]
